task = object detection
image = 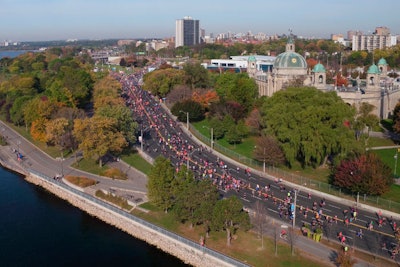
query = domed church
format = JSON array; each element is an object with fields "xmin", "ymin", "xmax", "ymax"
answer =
[
  {"xmin": 249, "ymin": 36, "xmax": 325, "ymax": 96},
  {"xmin": 247, "ymin": 34, "xmax": 400, "ymax": 119}
]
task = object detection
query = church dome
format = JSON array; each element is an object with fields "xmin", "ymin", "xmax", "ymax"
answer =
[
  {"xmin": 312, "ymin": 63, "xmax": 326, "ymax": 73},
  {"xmin": 367, "ymin": 64, "xmax": 380, "ymax": 74},
  {"xmin": 248, "ymin": 55, "xmax": 256, "ymax": 62},
  {"xmin": 273, "ymin": 51, "xmax": 307, "ymax": 69},
  {"xmin": 378, "ymin": 58, "xmax": 388, "ymax": 65}
]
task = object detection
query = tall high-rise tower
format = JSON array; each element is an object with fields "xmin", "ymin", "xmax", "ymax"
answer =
[{"xmin": 175, "ymin": 16, "xmax": 200, "ymax": 48}]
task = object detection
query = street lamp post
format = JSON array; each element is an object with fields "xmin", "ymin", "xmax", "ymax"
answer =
[
  {"xmin": 203, "ymin": 126, "xmax": 214, "ymax": 149},
  {"xmin": 291, "ymin": 192, "xmax": 297, "ymax": 229},
  {"xmin": 17, "ymin": 140, "xmax": 20, "ymax": 154},
  {"xmin": 186, "ymin": 150, "xmax": 196, "ymax": 172},
  {"xmin": 179, "ymin": 110, "xmax": 189, "ymax": 130},
  {"xmin": 60, "ymin": 151, "xmax": 64, "ymax": 178},
  {"xmin": 185, "ymin": 112, "xmax": 189, "ymax": 130},
  {"xmin": 263, "ymin": 147, "xmax": 266, "ymax": 173},
  {"xmin": 395, "ymin": 150, "xmax": 399, "ymax": 177},
  {"xmin": 140, "ymin": 128, "xmax": 143, "ymax": 151}
]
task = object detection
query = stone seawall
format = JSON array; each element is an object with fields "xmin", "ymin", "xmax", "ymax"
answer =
[{"xmin": 24, "ymin": 174, "xmax": 237, "ymax": 267}]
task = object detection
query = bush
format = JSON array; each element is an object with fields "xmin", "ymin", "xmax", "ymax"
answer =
[
  {"xmin": 380, "ymin": 119, "xmax": 393, "ymax": 132},
  {"xmin": 65, "ymin": 175, "xmax": 97, "ymax": 187},
  {"xmin": 171, "ymin": 99, "xmax": 205, "ymax": 122},
  {"xmin": 101, "ymin": 168, "xmax": 127, "ymax": 180}
]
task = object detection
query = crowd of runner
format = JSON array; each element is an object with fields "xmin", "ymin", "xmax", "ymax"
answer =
[{"xmin": 114, "ymin": 65, "xmax": 399, "ymax": 261}]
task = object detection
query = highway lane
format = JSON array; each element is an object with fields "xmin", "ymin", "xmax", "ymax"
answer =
[{"xmin": 120, "ymin": 70, "xmax": 400, "ymax": 261}]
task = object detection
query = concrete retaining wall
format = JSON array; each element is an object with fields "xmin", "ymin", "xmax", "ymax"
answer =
[{"xmin": 24, "ymin": 173, "xmax": 237, "ymax": 267}]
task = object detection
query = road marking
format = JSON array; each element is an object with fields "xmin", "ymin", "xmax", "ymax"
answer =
[
  {"xmin": 328, "ymin": 204, "xmax": 341, "ymax": 209},
  {"xmin": 364, "ymin": 215, "xmax": 377, "ymax": 220},
  {"xmin": 322, "ymin": 208, "xmax": 332, "ymax": 212},
  {"xmin": 268, "ymin": 208, "xmax": 279, "ymax": 214},
  {"xmin": 241, "ymin": 197, "xmax": 251, "ymax": 202},
  {"xmin": 356, "ymin": 219, "xmax": 367, "ymax": 224},
  {"xmin": 270, "ymin": 184, "xmax": 280, "ymax": 190}
]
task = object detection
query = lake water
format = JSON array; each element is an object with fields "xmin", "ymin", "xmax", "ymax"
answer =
[
  {"xmin": 0, "ymin": 50, "xmax": 31, "ymax": 59},
  {"xmin": 0, "ymin": 167, "xmax": 188, "ymax": 267}
]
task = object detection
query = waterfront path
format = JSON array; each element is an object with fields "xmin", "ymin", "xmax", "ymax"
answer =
[{"xmin": 0, "ymin": 120, "xmax": 148, "ymax": 203}]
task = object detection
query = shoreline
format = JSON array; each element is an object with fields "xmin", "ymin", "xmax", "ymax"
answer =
[{"xmin": 0, "ymin": 144, "xmax": 243, "ymax": 267}]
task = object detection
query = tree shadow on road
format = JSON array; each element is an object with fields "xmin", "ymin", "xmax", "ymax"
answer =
[{"xmin": 329, "ymin": 250, "xmax": 340, "ymax": 267}]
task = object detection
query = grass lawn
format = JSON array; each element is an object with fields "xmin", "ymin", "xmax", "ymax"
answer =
[
  {"xmin": 95, "ymin": 190, "xmax": 133, "ymax": 210},
  {"xmin": 72, "ymin": 158, "xmax": 109, "ymax": 175},
  {"xmin": 120, "ymin": 149, "xmax": 153, "ymax": 175},
  {"xmin": 382, "ymin": 184, "xmax": 400, "ymax": 202},
  {"xmin": 372, "ymin": 148, "xmax": 399, "ymax": 177},
  {"xmin": 134, "ymin": 203, "xmax": 325, "ymax": 267},
  {"xmin": 367, "ymin": 136, "xmax": 397, "ymax": 147},
  {"xmin": 192, "ymin": 120, "xmax": 257, "ymax": 159}
]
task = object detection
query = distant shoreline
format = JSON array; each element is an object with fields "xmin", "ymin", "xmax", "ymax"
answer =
[{"xmin": 0, "ymin": 50, "xmax": 36, "ymax": 59}]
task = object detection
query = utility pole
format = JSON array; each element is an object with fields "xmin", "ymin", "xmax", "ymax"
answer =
[
  {"xmin": 292, "ymin": 189, "xmax": 298, "ymax": 228},
  {"xmin": 186, "ymin": 112, "xmax": 189, "ymax": 130},
  {"xmin": 61, "ymin": 151, "xmax": 64, "ymax": 178},
  {"xmin": 211, "ymin": 127, "xmax": 213, "ymax": 149},
  {"xmin": 179, "ymin": 110, "xmax": 189, "ymax": 130},
  {"xmin": 263, "ymin": 147, "xmax": 266, "ymax": 173},
  {"xmin": 395, "ymin": 149, "xmax": 399, "ymax": 177},
  {"xmin": 141, "ymin": 129, "xmax": 143, "ymax": 151}
]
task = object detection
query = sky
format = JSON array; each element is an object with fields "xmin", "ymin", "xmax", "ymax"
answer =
[{"xmin": 1, "ymin": 0, "xmax": 399, "ymax": 42}]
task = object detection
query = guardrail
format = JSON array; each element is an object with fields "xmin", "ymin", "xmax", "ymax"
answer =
[{"xmin": 28, "ymin": 169, "xmax": 249, "ymax": 267}]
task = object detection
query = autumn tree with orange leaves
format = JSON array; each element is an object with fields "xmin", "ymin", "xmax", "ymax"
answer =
[{"xmin": 192, "ymin": 89, "xmax": 219, "ymax": 109}]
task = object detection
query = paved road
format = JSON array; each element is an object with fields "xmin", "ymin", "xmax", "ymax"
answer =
[
  {"xmin": 119, "ymin": 70, "xmax": 400, "ymax": 265},
  {"xmin": 0, "ymin": 67, "xmax": 398, "ymax": 266},
  {"xmin": 0, "ymin": 120, "xmax": 148, "ymax": 203}
]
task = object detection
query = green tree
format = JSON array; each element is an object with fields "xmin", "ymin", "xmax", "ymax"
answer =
[
  {"xmin": 55, "ymin": 65, "xmax": 93, "ymax": 108},
  {"xmin": 353, "ymin": 102, "xmax": 379, "ymax": 141},
  {"xmin": 172, "ymin": 166, "xmax": 197, "ymax": 225},
  {"xmin": 193, "ymin": 180, "xmax": 219, "ymax": 236},
  {"xmin": 9, "ymin": 95, "xmax": 32, "ymax": 126},
  {"xmin": 142, "ymin": 68, "xmax": 184, "ymax": 97},
  {"xmin": 174, "ymin": 176, "xmax": 219, "ymax": 228},
  {"xmin": 96, "ymin": 104, "xmax": 138, "ymax": 144},
  {"xmin": 262, "ymin": 87, "xmax": 356, "ymax": 167},
  {"xmin": 147, "ymin": 157, "xmax": 175, "ymax": 213},
  {"xmin": 214, "ymin": 72, "xmax": 258, "ymax": 114},
  {"xmin": 183, "ymin": 62, "xmax": 210, "ymax": 89},
  {"xmin": 211, "ymin": 196, "xmax": 251, "ymax": 246},
  {"xmin": 209, "ymin": 117, "xmax": 225, "ymax": 140},
  {"xmin": 171, "ymin": 99, "xmax": 205, "ymax": 122},
  {"xmin": 391, "ymin": 102, "xmax": 400, "ymax": 134},
  {"xmin": 225, "ymin": 119, "xmax": 248, "ymax": 145}
]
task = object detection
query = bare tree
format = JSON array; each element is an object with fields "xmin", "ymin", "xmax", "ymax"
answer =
[
  {"xmin": 254, "ymin": 134, "xmax": 286, "ymax": 167},
  {"xmin": 253, "ymin": 200, "xmax": 267, "ymax": 249},
  {"xmin": 165, "ymin": 85, "xmax": 192, "ymax": 108},
  {"xmin": 287, "ymin": 226, "xmax": 299, "ymax": 256},
  {"xmin": 274, "ymin": 223, "xmax": 279, "ymax": 256}
]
